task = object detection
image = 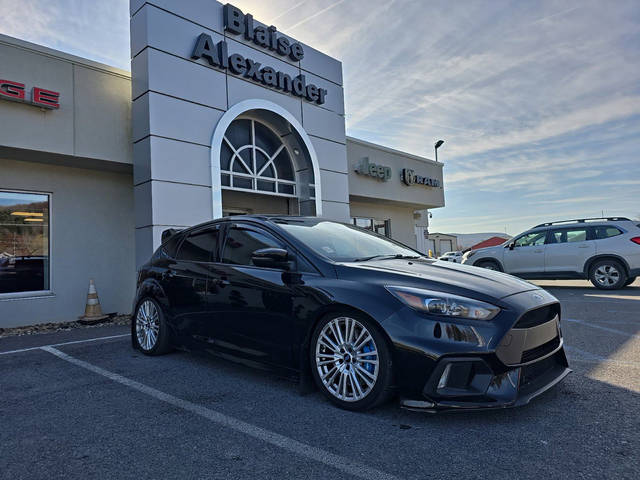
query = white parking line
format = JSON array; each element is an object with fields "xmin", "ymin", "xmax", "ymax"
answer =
[
  {"xmin": 41, "ymin": 346, "xmax": 400, "ymax": 480},
  {"xmin": 564, "ymin": 346, "xmax": 640, "ymax": 368},
  {"xmin": 0, "ymin": 334, "xmax": 129, "ymax": 356},
  {"xmin": 565, "ymin": 319, "xmax": 640, "ymax": 339}
]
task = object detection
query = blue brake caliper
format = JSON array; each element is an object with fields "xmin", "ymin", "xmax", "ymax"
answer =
[{"xmin": 361, "ymin": 341, "xmax": 375, "ymax": 374}]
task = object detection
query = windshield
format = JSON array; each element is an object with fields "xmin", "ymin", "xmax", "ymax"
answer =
[{"xmin": 278, "ymin": 221, "xmax": 421, "ymax": 262}]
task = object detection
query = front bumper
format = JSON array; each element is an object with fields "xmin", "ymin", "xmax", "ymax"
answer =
[
  {"xmin": 385, "ymin": 289, "xmax": 572, "ymax": 412},
  {"xmin": 400, "ymin": 348, "xmax": 571, "ymax": 412}
]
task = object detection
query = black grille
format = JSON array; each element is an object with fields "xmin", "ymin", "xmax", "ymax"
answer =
[
  {"xmin": 521, "ymin": 353, "xmax": 558, "ymax": 386},
  {"xmin": 521, "ymin": 336, "xmax": 560, "ymax": 363},
  {"xmin": 514, "ymin": 304, "xmax": 560, "ymax": 329}
]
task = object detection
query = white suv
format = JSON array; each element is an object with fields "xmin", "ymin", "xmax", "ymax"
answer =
[{"xmin": 461, "ymin": 217, "xmax": 640, "ymax": 289}]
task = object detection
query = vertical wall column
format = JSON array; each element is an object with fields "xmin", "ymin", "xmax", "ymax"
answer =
[
  {"xmin": 130, "ymin": 0, "xmax": 349, "ymax": 266},
  {"xmin": 130, "ymin": 2, "xmax": 227, "ymax": 266}
]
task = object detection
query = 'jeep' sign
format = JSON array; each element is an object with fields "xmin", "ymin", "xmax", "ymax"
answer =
[{"xmin": 354, "ymin": 157, "xmax": 392, "ymax": 182}]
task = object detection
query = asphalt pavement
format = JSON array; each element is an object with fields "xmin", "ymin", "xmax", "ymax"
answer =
[{"xmin": 1, "ymin": 279, "xmax": 638, "ymax": 479}]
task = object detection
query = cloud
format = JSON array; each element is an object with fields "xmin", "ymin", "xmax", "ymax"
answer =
[
  {"xmin": 0, "ymin": 0, "xmax": 130, "ymax": 69},
  {"xmin": 2, "ymin": 0, "xmax": 638, "ymax": 234},
  {"xmin": 282, "ymin": 0, "xmax": 347, "ymax": 31}
]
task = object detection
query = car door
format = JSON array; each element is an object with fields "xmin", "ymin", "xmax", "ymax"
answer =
[
  {"xmin": 208, "ymin": 223, "xmax": 306, "ymax": 367},
  {"xmin": 502, "ymin": 230, "xmax": 547, "ymax": 274},
  {"xmin": 164, "ymin": 227, "xmax": 219, "ymax": 344},
  {"xmin": 544, "ymin": 226, "xmax": 595, "ymax": 273}
]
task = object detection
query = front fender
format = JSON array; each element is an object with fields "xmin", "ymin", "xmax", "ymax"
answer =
[{"xmin": 472, "ymin": 257, "xmax": 505, "ymax": 271}]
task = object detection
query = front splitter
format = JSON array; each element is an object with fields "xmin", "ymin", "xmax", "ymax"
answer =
[{"xmin": 399, "ymin": 366, "xmax": 572, "ymax": 413}]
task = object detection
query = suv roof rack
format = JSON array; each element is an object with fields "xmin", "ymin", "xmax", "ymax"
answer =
[{"xmin": 533, "ymin": 217, "xmax": 631, "ymax": 228}]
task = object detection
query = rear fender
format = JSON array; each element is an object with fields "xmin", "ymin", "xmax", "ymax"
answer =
[
  {"xmin": 583, "ymin": 254, "xmax": 630, "ymax": 276},
  {"xmin": 131, "ymin": 278, "xmax": 176, "ymax": 344}
]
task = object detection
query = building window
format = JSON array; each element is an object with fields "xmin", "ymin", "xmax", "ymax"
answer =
[
  {"xmin": 221, "ymin": 118, "xmax": 313, "ymax": 198},
  {"xmin": 0, "ymin": 191, "xmax": 50, "ymax": 294},
  {"xmin": 351, "ymin": 217, "xmax": 391, "ymax": 238}
]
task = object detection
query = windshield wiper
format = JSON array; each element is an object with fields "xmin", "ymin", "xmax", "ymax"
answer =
[{"xmin": 352, "ymin": 254, "xmax": 422, "ymax": 262}]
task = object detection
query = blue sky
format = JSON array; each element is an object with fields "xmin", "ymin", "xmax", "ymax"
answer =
[{"xmin": 2, "ymin": 0, "xmax": 638, "ymax": 234}]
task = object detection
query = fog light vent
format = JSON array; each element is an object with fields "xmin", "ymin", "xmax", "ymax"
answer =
[
  {"xmin": 437, "ymin": 364, "xmax": 452, "ymax": 389},
  {"xmin": 426, "ymin": 358, "xmax": 494, "ymax": 398}
]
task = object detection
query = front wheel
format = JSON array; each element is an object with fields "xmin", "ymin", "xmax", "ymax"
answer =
[
  {"xmin": 310, "ymin": 313, "xmax": 393, "ymax": 411},
  {"xmin": 589, "ymin": 260, "xmax": 627, "ymax": 290},
  {"xmin": 133, "ymin": 297, "xmax": 172, "ymax": 355},
  {"xmin": 476, "ymin": 260, "xmax": 501, "ymax": 271}
]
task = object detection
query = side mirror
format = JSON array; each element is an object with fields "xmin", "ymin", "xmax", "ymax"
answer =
[
  {"xmin": 251, "ymin": 248, "xmax": 291, "ymax": 270},
  {"xmin": 508, "ymin": 242, "xmax": 515, "ymax": 250}
]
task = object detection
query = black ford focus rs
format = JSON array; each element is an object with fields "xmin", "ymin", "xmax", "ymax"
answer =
[{"xmin": 132, "ymin": 215, "xmax": 571, "ymax": 411}]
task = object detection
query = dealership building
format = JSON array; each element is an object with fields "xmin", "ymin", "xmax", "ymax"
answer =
[{"xmin": 0, "ymin": 1, "xmax": 444, "ymax": 328}]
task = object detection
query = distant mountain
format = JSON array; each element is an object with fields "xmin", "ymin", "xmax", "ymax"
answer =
[{"xmin": 445, "ymin": 232, "xmax": 511, "ymax": 250}]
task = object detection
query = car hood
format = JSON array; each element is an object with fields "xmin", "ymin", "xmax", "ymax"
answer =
[
  {"xmin": 469, "ymin": 246, "xmax": 502, "ymax": 256},
  {"xmin": 341, "ymin": 258, "xmax": 540, "ymax": 300}
]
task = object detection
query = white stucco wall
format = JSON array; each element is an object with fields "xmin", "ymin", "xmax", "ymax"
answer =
[
  {"xmin": 0, "ymin": 158, "xmax": 135, "ymax": 327},
  {"xmin": 0, "ymin": 34, "xmax": 132, "ymax": 166}
]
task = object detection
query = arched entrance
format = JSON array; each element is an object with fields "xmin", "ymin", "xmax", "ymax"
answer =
[{"xmin": 210, "ymin": 100, "xmax": 322, "ymax": 218}]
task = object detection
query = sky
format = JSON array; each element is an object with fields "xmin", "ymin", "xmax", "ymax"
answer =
[{"xmin": 1, "ymin": 0, "xmax": 638, "ymax": 234}]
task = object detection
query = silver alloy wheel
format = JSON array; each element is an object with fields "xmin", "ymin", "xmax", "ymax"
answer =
[
  {"xmin": 315, "ymin": 316, "xmax": 379, "ymax": 402},
  {"xmin": 594, "ymin": 264, "xmax": 620, "ymax": 287},
  {"xmin": 136, "ymin": 300, "xmax": 160, "ymax": 351}
]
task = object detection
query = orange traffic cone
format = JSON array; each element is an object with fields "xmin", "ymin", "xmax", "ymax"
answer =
[{"xmin": 78, "ymin": 279, "xmax": 109, "ymax": 324}]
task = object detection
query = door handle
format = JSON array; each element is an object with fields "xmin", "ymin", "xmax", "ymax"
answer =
[
  {"xmin": 534, "ymin": 249, "xmax": 543, "ymax": 253},
  {"xmin": 578, "ymin": 245, "xmax": 590, "ymax": 248}
]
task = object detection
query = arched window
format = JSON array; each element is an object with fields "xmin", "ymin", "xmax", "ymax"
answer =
[{"xmin": 220, "ymin": 119, "xmax": 301, "ymax": 197}]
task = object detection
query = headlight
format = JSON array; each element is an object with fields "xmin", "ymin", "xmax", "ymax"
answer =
[{"xmin": 386, "ymin": 286, "xmax": 500, "ymax": 320}]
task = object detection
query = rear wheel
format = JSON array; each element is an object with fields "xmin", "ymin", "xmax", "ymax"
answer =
[
  {"xmin": 624, "ymin": 276, "xmax": 637, "ymax": 287},
  {"xmin": 310, "ymin": 313, "xmax": 393, "ymax": 411},
  {"xmin": 476, "ymin": 260, "xmax": 501, "ymax": 271},
  {"xmin": 133, "ymin": 298, "xmax": 172, "ymax": 355},
  {"xmin": 589, "ymin": 259, "xmax": 627, "ymax": 290}
]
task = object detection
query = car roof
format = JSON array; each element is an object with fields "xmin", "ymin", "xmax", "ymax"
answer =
[
  {"xmin": 176, "ymin": 215, "xmax": 340, "ymax": 234},
  {"xmin": 531, "ymin": 217, "xmax": 632, "ymax": 228},
  {"xmin": 517, "ymin": 219, "xmax": 638, "ymax": 237}
]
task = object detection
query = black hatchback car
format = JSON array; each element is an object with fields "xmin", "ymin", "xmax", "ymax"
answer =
[{"xmin": 132, "ymin": 215, "xmax": 571, "ymax": 411}]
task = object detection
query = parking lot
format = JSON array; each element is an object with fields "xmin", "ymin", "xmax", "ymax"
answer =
[{"xmin": 1, "ymin": 279, "xmax": 638, "ymax": 480}]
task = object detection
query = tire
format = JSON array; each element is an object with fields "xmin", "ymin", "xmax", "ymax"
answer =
[
  {"xmin": 309, "ymin": 312, "xmax": 393, "ymax": 411},
  {"xmin": 624, "ymin": 276, "xmax": 637, "ymax": 287},
  {"xmin": 475, "ymin": 260, "xmax": 501, "ymax": 271},
  {"xmin": 132, "ymin": 297, "xmax": 172, "ymax": 355},
  {"xmin": 589, "ymin": 259, "xmax": 627, "ymax": 290}
]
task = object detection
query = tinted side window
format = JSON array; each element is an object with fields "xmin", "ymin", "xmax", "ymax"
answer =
[
  {"xmin": 222, "ymin": 227, "xmax": 284, "ymax": 266},
  {"xmin": 594, "ymin": 226, "xmax": 622, "ymax": 240},
  {"xmin": 176, "ymin": 228, "xmax": 219, "ymax": 262},
  {"xmin": 514, "ymin": 231, "xmax": 546, "ymax": 247},
  {"xmin": 548, "ymin": 228, "xmax": 588, "ymax": 244}
]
